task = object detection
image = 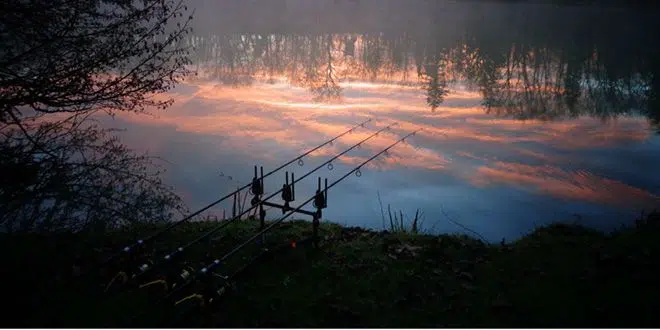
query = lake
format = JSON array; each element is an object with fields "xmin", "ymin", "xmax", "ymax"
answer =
[{"xmin": 100, "ymin": 0, "xmax": 660, "ymax": 242}]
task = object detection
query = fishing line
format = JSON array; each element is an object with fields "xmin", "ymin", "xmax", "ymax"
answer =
[
  {"xmin": 129, "ymin": 122, "xmax": 399, "ymax": 281},
  {"xmin": 99, "ymin": 118, "xmax": 373, "ymax": 269}
]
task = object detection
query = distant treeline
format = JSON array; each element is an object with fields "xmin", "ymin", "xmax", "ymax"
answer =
[
  {"xmin": 187, "ymin": 0, "xmax": 657, "ymax": 35},
  {"xmin": 496, "ymin": 0, "xmax": 656, "ymax": 5},
  {"xmin": 424, "ymin": 0, "xmax": 657, "ymax": 6}
]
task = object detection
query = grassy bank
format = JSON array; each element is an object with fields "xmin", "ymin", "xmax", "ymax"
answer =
[{"xmin": 1, "ymin": 212, "xmax": 659, "ymax": 327}]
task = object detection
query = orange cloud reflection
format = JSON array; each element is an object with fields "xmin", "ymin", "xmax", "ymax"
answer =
[
  {"xmin": 471, "ymin": 161, "xmax": 659, "ymax": 209},
  {"xmin": 112, "ymin": 76, "xmax": 655, "ymax": 210}
]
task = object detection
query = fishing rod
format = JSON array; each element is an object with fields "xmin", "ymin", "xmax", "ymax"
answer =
[
  {"xmin": 157, "ymin": 129, "xmax": 421, "ymax": 306},
  {"xmin": 99, "ymin": 118, "xmax": 372, "ymax": 268},
  {"xmin": 117, "ymin": 126, "xmax": 411, "ymax": 326},
  {"xmin": 128, "ymin": 122, "xmax": 399, "ymax": 281}
]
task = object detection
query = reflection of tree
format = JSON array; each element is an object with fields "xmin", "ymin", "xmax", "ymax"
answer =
[
  {"xmin": 288, "ymin": 34, "xmax": 342, "ymax": 103},
  {"xmin": 449, "ymin": 8, "xmax": 660, "ymax": 123},
  {"xmin": 420, "ymin": 58, "xmax": 449, "ymax": 111},
  {"xmin": 362, "ymin": 34, "xmax": 385, "ymax": 81},
  {"xmin": 188, "ymin": 11, "xmax": 660, "ymax": 123},
  {"xmin": 309, "ymin": 35, "xmax": 343, "ymax": 102},
  {"xmin": 455, "ymin": 40, "xmax": 654, "ymax": 122},
  {"xmin": 192, "ymin": 34, "xmax": 255, "ymax": 87},
  {"xmin": 344, "ymin": 35, "xmax": 357, "ymax": 57},
  {"xmin": 191, "ymin": 32, "xmax": 415, "ymax": 101},
  {"xmin": 561, "ymin": 51, "xmax": 585, "ymax": 112},
  {"xmin": 646, "ymin": 61, "xmax": 660, "ymax": 133},
  {"xmin": 416, "ymin": 35, "xmax": 453, "ymax": 111}
]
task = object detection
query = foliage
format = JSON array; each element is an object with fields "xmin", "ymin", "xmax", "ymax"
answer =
[
  {"xmin": 0, "ymin": 0, "xmax": 193, "ymax": 121},
  {"xmin": 0, "ymin": 114, "xmax": 187, "ymax": 233},
  {"xmin": 0, "ymin": 0, "xmax": 194, "ymax": 232}
]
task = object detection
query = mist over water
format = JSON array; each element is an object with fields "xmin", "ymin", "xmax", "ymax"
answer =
[{"xmin": 104, "ymin": 0, "xmax": 660, "ymax": 241}]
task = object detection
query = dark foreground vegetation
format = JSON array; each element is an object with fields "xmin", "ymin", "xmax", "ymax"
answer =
[
  {"xmin": 2, "ymin": 0, "xmax": 660, "ymax": 327},
  {"xmin": 1, "ymin": 212, "xmax": 659, "ymax": 327}
]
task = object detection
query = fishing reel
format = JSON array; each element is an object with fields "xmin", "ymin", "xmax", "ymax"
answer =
[
  {"xmin": 131, "ymin": 244, "xmax": 189, "ymax": 292},
  {"xmin": 165, "ymin": 263, "xmax": 197, "ymax": 291},
  {"xmin": 124, "ymin": 239, "xmax": 158, "ymax": 274},
  {"xmin": 172, "ymin": 266, "xmax": 231, "ymax": 310},
  {"xmin": 129, "ymin": 251, "xmax": 166, "ymax": 281},
  {"xmin": 131, "ymin": 258, "xmax": 168, "ymax": 294},
  {"xmin": 134, "ymin": 262, "xmax": 199, "ymax": 303},
  {"xmin": 103, "ymin": 243, "xmax": 156, "ymax": 293}
]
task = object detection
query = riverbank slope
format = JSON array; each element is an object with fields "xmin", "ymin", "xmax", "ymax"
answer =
[{"xmin": 1, "ymin": 212, "xmax": 659, "ymax": 327}]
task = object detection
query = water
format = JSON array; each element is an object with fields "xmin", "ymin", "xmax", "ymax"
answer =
[{"xmin": 101, "ymin": 1, "xmax": 660, "ymax": 241}]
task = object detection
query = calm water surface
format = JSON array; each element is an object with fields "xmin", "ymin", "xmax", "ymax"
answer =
[{"xmin": 102, "ymin": 1, "xmax": 660, "ymax": 241}]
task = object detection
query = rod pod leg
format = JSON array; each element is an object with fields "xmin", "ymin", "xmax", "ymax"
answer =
[
  {"xmin": 259, "ymin": 203, "xmax": 266, "ymax": 245},
  {"xmin": 312, "ymin": 215, "xmax": 320, "ymax": 249}
]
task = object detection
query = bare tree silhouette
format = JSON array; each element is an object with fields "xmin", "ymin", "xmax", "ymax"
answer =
[{"xmin": 0, "ymin": 0, "xmax": 193, "ymax": 233}]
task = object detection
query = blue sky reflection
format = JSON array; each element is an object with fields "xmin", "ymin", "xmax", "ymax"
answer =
[{"xmin": 101, "ymin": 75, "xmax": 660, "ymax": 241}]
